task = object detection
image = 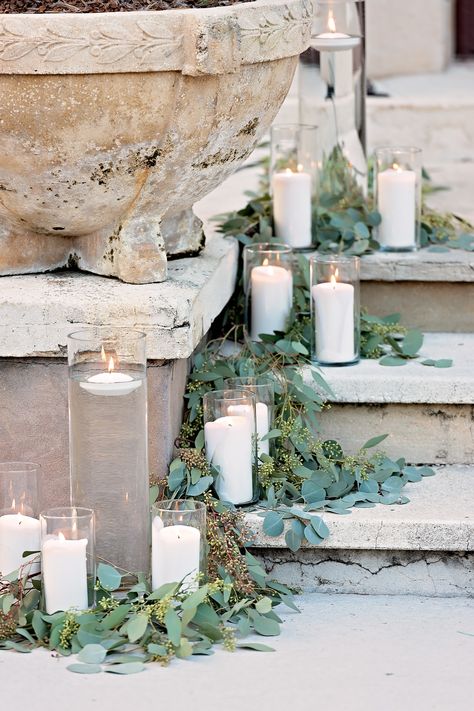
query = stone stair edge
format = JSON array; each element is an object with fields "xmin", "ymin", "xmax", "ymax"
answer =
[{"xmin": 246, "ymin": 465, "xmax": 474, "ymax": 553}]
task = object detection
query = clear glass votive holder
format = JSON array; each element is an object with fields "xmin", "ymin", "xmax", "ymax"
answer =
[
  {"xmin": 40, "ymin": 507, "xmax": 95, "ymax": 614},
  {"xmin": 310, "ymin": 255, "xmax": 360, "ymax": 366},
  {"xmin": 224, "ymin": 376, "xmax": 275, "ymax": 459},
  {"xmin": 310, "ymin": 0, "xmax": 363, "ymax": 52},
  {"xmin": 203, "ymin": 389, "xmax": 258, "ymax": 506},
  {"xmin": 68, "ymin": 328, "xmax": 149, "ymax": 583},
  {"xmin": 243, "ymin": 243, "xmax": 293, "ymax": 342},
  {"xmin": 374, "ymin": 146, "xmax": 422, "ymax": 252},
  {"xmin": 270, "ymin": 124, "xmax": 318, "ymax": 250},
  {"xmin": 0, "ymin": 462, "xmax": 41, "ymax": 578},
  {"xmin": 151, "ymin": 500, "xmax": 207, "ymax": 592}
]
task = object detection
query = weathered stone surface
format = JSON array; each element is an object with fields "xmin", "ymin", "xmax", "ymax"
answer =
[
  {"xmin": 0, "ymin": 230, "xmax": 238, "ymax": 360},
  {"xmin": 366, "ymin": 0, "xmax": 454, "ymax": 79},
  {"xmin": 309, "ymin": 334, "xmax": 474, "ymax": 405},
  {"xmin": 246, "ymin": 466, "xmax": 474, "ymax": 552},
  {"xmin": 255, "ymin": 549, "xmax": 474, "ymax": 596},
  {"xmin": 361, "ymin": 282, "xmax": 474, "ymax": 332},
  {"xmin": 0, "ymin": 0, "xmax": 312, "ymax": 283},
  {"xmin": 368, "ymin": 62, "xmax": 474, "ymax": 163},
  {"xmin": 316, "ymin": 403, "xmax": 474, "ymax": 465},
  {"xmin": 359, "ymin": 251, "xmax": 474, "ymax": 283},
  {"xmin": 0, "ymin": 356, "xmax": 187, "ymax": 510}
]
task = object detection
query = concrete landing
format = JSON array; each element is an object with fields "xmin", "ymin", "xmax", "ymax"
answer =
[{"xmin": 1, "ymin": 594, "xmax": 473, "ymax": 711}]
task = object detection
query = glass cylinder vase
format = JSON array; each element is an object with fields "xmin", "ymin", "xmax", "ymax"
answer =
[
  {"xmin": 299, "ymin": 0, "xmax": 367, "ymax": 199},
  {"xmin": 270, "ymin": 124, "xmax": 318, "ymax": 250},
  {"xmin": 40, "ymin": 507, "xmax": 95, "ymax": 614},
  {"xmin": 151, "ymin": 500, "xmax": 206, "ymax": 592},
  {"xmin": 224, "ymin": 376, "xmax": 275, "ymax": 459},
  {"xmin": 203, "ymin": 389, "xmax": 258, "ymax": 506},
  {"xmin": 243, "ymin": 243, "xmax": 293, "ymax": 342},
  {"xmin": 0, "ymin": 462, "xmax": 41, "ymax": 578},
  {"xmin": 68, "ymin": 328, "xmax": 149, "ymax": 583},
  {"xmin": 310, "ymin": 255, "xmax": 360, "ymax": 365},
  {"xmin": 374, "ymin": 146, "xmax": 422, "ymax": 252}
]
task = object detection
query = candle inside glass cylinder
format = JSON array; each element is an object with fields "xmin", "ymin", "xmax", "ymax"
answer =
[
  {"xmin": 204, "ymin": 415, "xmax": 253, "ymax": 505},
  {"xmin": 152, "ymin": 520, "xmax": 200, "ymax": 591},
  {"xmin": 80, "ymin": 354, "xmax": 142, "ymax": 397},
  {"xmin": 311, "ymin": 10, "xmax": 361, "ymax": 52},
  {"xmin": 312, "ymin": 272, "xmax": 355, "ymax": 364},
  {"xmin": 272, "ymin": 168, "xmax": 312, "ymax": 249},
  {"xmin": 42, "ymin": 533, "xmax": 88, "ymax": 613},
  {"xmin": 250, "ymin": 261, "xmax": 293, "ymax": 341},
  {"xmin": 228, "ymin": 402, "xmax": 269, "ymax": 458},
  {"xmin": 377, "ymin": 164, "xmax": 416, "ymax": 249},
  {"xmin": 0, "ymin": 511, "xmax": 40, "ymax": 576}
]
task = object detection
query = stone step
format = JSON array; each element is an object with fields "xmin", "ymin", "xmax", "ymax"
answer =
[
  {"xmin": 276, "ymin": 61, "xmax": 474, "ymax": 165},
  {"xmin": 304, "ymin": 332, "xmax": 474, "ymax": 465},
  {"xmin": 247, "ymin": 465, "xmax": 474, "ymax": 597}
]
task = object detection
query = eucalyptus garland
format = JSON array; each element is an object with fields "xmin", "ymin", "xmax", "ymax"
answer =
[{"xmin": 3, "ymin": 149, "xmax": 462, "ymax": 674}]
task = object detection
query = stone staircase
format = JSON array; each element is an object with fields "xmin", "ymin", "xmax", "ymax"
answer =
[
  {"xmin": 246, "ymin": 335, "xmax": 474, "ymax": 594},
  {"xmin": 200, "ymin": 138, "xmax": 474, "ymax": 597}
]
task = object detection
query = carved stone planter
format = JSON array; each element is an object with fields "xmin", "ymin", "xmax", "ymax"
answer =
[{"xmin": 0, "ymin": 1, "xmax": 312, "ymax": 283}]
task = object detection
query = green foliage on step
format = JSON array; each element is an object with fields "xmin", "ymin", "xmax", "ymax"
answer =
[{"xmin": 217, "ymin": 161, "xmax": 474, "ymax": 254}]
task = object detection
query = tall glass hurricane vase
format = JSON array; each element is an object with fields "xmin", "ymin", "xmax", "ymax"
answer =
[{"xmin": 68, "ymin": 329, "xmax": 149, "ymax": 583}]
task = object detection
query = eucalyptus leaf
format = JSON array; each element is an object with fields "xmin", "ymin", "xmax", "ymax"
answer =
[
  {"xmin": 78, "ymin": 644, "xmax": 107, "ymax": 665},
  {"xmin": 67, "ymin": 663, "xmax": 102, "ymax": 674}
]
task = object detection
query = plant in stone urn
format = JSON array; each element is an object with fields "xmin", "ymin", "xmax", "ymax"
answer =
[{"xmin": 0, "ymin": 0, "xmax": 313, "ymax": 283}]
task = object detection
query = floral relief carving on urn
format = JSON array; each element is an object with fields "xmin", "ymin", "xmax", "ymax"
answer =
[{"xmin": 0, "ymin": 0, "xmax": 313, "ymax": 284}]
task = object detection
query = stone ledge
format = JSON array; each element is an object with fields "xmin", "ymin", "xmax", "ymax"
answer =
[
  {"xmin": 0, "ymin": 230, "xmax": 238, "ymax": 360},
  {"xmin": 305, "ymin": 333, "xmax": 474, "ymax": 404},
  {"xmin": 246, "ymin": 466, "xmax": 474, "ymax": 552}
]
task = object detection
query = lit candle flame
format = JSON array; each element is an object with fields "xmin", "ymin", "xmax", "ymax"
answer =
[
  {"xmin": 108, "ymin": 356, "xmax": 115, "ymax": 374},
  {"xmin": 328, "ymin": 10, "xmax": 336, "ymax": 33},
  {"xmin": 330, "ymin": 274, "xmax": 337, "ymax": 287},
  {"xmin": 297, "ymin": 163, "xmax": 304, "ymax": 173},
  {"xmin": 284, "ymin": 168, "xmax": 293, "ymax": 174},
  {"xmin": 72, "ymin": 508, "xmax": 78, "ymax": 537},
  {"xmin": 263, "ymin": 258, "xmax": 269, "ymax": 267},
  {"xmin": 58, "ymin": 532, "xmax": 66, "ymax": 542},
  {"xmin": 393, "ymin": 162, "xmax": 401, "ymax": 172}
]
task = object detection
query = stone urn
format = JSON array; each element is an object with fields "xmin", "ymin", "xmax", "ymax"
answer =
[{"xmin": 0, "ymin": 0, "xmax": 312, "ymax": 283}]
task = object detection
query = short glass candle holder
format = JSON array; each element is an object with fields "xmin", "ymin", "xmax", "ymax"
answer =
[
  {"xmin": 310, "ymin": 255, "xmax": 360, "ymax": 366},
  {"xmin": 203, "ymin": 389, "xmax": 258, "ymax": 506},
  {"xmin": 224, "ymin": 376, "xmax": 275, "ymax": 459},
  {"xmin": 68, "ymin": 328, "xmax": 149, "ymax": 583},
  {"xmin": 243, "ymin": 243, "xmax": 293, "ymax": 342},
  {"xmin": 374, "ymin": 146, "xmax": 422, "ymax": 252},
  {"xmin": 151, "ymin": 500, "xmax": 207, "ymax": 592},
  {"xmin": 270, "ymin": 124, "xmax": 318, "ymax": 250},
  {"xmin": 40, "ymin": 507, "xmax": 95, "ymax": 614},
  {"xmin": 0, "ymin": 462, "xmax": 41, "ymax": 578}
]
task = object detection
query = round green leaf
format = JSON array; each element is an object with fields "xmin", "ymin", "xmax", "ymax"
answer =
[
  {"xmin": 78, "ymin": 644, "xmax": 107, "ymax": 665},
  {"xmin": 263, "ymin": 511, "xmax": 284, "ymax": 537}
]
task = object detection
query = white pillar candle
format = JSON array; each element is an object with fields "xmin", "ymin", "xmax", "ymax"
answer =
[
  {"xmin": 152, "ymin": 521, "xmax": 200, "ymax": 591},
  {"xmin": 204, "ymin": 415, "xmax": 253, "ymax": 505},
  {"xmin": 42, "ymin": 535, "xmax": 88, "ymax": 613},
  {"xmin": 0, "ymin": 514, "xmax": 40, "ymax": 577},
  {"xmin": 272, "ymin": 170, "xmax": 312, "ymax": 248},
  {"xmin": 312, "ymin": 276, "xmax": 355, "ymax": 363},
  {"xmin": 228, "ymin": 402, "xmax": 270, "ymax": 458},
  {"xmin": 250, "ymin": 264, "xmax": 293, "ymax": 341},
  {"xmin": 377, "ymin": 166, "xmax": 416, "ymax": 249}
]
